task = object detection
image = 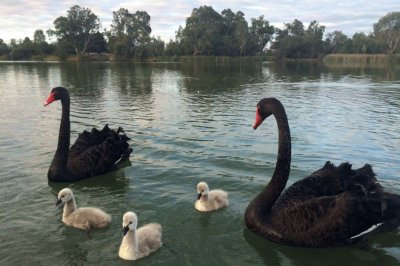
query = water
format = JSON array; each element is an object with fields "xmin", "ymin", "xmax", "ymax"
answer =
[{"xmin": 0, "ymin": 61, "xmax": 399, "ymax": 265}]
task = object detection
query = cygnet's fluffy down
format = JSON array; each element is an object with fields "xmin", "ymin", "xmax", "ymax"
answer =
[
  {"xmin": 118, "ymin": 211, "xmax": 162, "ymax": 261},
  {"xmin": 195, "ymin": 181, "xmax": 229, "ymax": 212},
  {"xmin": 56, "ymin": 188, "xmax": 111, "ymax": 230}
]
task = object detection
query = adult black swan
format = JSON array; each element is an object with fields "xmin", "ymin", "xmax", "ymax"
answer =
[
  {"xmin": 245, "ymin": 97, "xmax": 400, "ymax": 247},
  {"xmin": 44, "ymin": 87, "xmax": 132, "ymax": 182}
]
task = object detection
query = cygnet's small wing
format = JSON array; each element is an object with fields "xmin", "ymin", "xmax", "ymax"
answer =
[{"xmin": 137, "ymin": 223, "xmax": 162, "ymax": 256}]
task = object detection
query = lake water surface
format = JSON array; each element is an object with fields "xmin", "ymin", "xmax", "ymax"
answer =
[{"xmin": 0, "ymin": 61, "xmax": 399, "ymax": 265}]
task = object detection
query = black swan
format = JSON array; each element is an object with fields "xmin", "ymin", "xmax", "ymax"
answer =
[
  {"xmin": 245, "ymin": 97, "xmax": 400, "ymax": 247},
  {"xmin": 44, "ymin": 87, "xmax": 132, "ymax": 182}
]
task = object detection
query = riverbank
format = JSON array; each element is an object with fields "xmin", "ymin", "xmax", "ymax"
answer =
[
  {"xmin": 322, "ymin": 54, "xmax": 400, "ymax": 68},
  {"xmin": 1, "ymin": 53, "xmax": 399, "ymax": 67},
  {"xmin": 0, "ymin": 54, "xmax": 266, "ymax": 63}
]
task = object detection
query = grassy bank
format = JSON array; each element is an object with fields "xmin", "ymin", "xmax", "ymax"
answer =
[
  {"xmin": 0, "ymin": 54, "xmax": 265, "ymax": 63},
  {"xmin": 322, "ymin": 54, "xmax": 400, "ymax": 68}
]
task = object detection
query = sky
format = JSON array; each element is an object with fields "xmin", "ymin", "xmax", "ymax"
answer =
[{"xmin": 0, "ymin": 0, "xmax": 399, "ymax": 43}]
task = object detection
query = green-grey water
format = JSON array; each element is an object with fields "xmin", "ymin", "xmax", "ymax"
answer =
[{"xmin": 0, "ymin": 61, "xmax": 399, "ymax": 265}]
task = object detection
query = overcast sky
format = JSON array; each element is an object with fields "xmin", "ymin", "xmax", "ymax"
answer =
[{"xmin": 0, "ymin": 0, "xmax": 399, "ymax": 43}]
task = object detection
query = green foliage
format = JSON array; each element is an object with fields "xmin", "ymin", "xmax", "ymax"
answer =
[
  {"xmin": 249, "ymin": 16, "xmax": 274, "ymax": 55},
  {"xmin": 11, "ymin": 37, "xmax": 35, "ymax": 60},
  {"xmin": 108, "ymin": 8, "xmax": 152, "ymax": 60},
  {"xmin": 3, "ymin": 6, "xmax": 400, "ymax": 61},
  {"xmin": 326, "ymin": 30, "xmax": 350, "ymax": 53},
  {"xmin": 0, "ymin": 38, "xmax": 11, "ymax": 55},
  {"xmin": 373, "ymin": 11, "xmax": 400, "ymax": 54},
  {"xmin": 87, "ymin": 32, "xmax": 108, "ymax": 54},
  {"xmin": 48, "ymin": 5, "xmax": 101, "ymax": 55},
  {"xmin": 272, "ymin": 19, "xmax": 326, "ymax": 59},
  {"xmin": 33, "ymin": 30, "xmax": 52, "ymax": 55},
  {"xmin": 176, "ymin": 6, "xmax": 275, "ymax": 57},
  {"xmin": 182, "ymin": 6, "xmax": 223, "ymax": 55}
]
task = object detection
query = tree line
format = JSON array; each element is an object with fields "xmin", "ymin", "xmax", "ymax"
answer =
[{"xmin": 1, "ymin": 5, "xmax": 399, "ymax": 60}]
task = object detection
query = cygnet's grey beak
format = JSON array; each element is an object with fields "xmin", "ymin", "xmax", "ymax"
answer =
[
  {"xmin": 197, "ymin": 192, "xmax": 202, "ymax": 200},
  {"xmin": 56, "ymin": 198, "xmax": 62, "ymax": 206},
  {"xmin": 122, "ymin": 225, "xmax": 129, "ymax": 236}
]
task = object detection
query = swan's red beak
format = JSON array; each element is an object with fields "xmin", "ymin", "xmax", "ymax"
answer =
[
  {"xmin": 253, "ymin": 107, "xmax": 264, "ymax": 130},
  {"xmin": 44, "ymin": 92, "xmax": 56, "ymax": 106}
]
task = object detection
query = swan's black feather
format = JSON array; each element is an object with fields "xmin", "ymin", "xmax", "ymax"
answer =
[
  {"xmin": 245, "ymin": 98, "xmax": 400, "ymax": 247},
  {"xmin": 45, "ymin": 87, "xmax": 132, "ymax": 182}
]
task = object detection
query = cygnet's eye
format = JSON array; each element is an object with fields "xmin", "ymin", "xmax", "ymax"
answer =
[
  {"xmin": 129, "ymin": 221, "xmax": 133, "ymax": 224},
  {"xmin": 61, "ymin": 195, "xmax": 64, "ymax": 198}
]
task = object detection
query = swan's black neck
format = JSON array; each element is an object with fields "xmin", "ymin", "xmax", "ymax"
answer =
[
  {"xmin": 246, "ymin": 98, "xmax": 291, "ymax": 224},
  {"xmin": 262, "ymin": 100, "xmax": 291, "ymax": 211},
  {"xmin": 48, "ymin": 91, "xmax": 70, "ymax": 180}
]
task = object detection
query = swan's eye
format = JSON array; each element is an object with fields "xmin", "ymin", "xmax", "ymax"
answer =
[
  {"xmin": 129, "ymin": 221, "xmax": 132, "ymax": 224},
  {"xmin": 61, "ymin": 195, "xmax": 64, "ymax": 198}
]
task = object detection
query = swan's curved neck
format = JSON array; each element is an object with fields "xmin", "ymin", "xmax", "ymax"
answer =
[
  {"xmin": 63, "ymin": 198, "xmax": 77, "ymax": 219},
  {"xmin": 262, "ymin": 103, "xmax": 291, "ymax": 210},
  {"xmin": 122, "ymin": 229, "xmax": 139, "ymax": 252},
  {"xmin": 52, "ymin": 96, "xmax": 70, "ymax": 172},
  {"xmin": 247, "ymin": 100, "xmax": 291, "ymax": 219}
]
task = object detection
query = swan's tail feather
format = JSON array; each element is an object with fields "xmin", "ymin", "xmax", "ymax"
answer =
[
  {"xmin": 330, "ymin": 162, "xmax": 382, "ymax": 194},
  {"xmin": 68, "ymin": 124, "xmax": 132, "ymax": 177},
  {"xmin": 347, "ymin": 191, "xmax": 400, "ymax": 244},
  {"xmin": 350, "ymin": 219, "xmax": 400, "ymax": 244}
]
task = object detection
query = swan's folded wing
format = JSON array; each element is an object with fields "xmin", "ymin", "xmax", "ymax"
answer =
[
  {"xmin": 67, "ymin": 136, "xmax": 130, "ymax": 177},
  {"xmin": 275, "ymin": 162, "xmax": 382, "ymax": 211},
  {"xmin": 69, "ymin": 124, "xmax": 130, "ymax": 156},
  {"xmin": 137, "ymin": 223, "xmax": 162, "ymax": 255},
  {"xmin": 270, "ymin": 190, "xmax": 398, "ymax": 247},
  {"xmin": 66, "ymin": 125, "xmax": 131, "ymax": 177}
]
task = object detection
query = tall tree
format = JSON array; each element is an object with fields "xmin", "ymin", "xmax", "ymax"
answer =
[
  {"xmin": 11, "ymin": 37, "xmax": 35, "ymax": 59},
  {"xmin": 373, "ymin": 11, "xmax": 400, "ymax": 54},
  {"xmin": 33, "ymin": 29, "xmax": 48, "ymax": 55},
  {"xmin": 304, "ymin": 20, "xmax": 325, "ymax": 58},
  {"xmin": 273, "ymin": 19, "xmax": 306, "ymax": 59},
  {"xmin": 48, "ymin": 5, "xmax": 101, "ymax": 55},
  {"xmin": 0, "ymin": 38, "xmax": 10, "ymax": 55},
  {"xmin": 326, "ymin": 30, "xmax": 350, "ymax": 53},
  {"xmin": 352, "ymin": 32, "xmax": 368, "ymax": 53},
  {"xmin": 221, "ymin": 9, "xmax": 239, "ymax": 55},
  {"xmin": 108, "ymin": 8, "xmax": 152, "ymax": 59},
  {"xmin": 234, "ymin": 11, "xmax": 248, "ymax": 56},
  {"xmin": 249, "ymin": 15, "xmax": 274, "ymax": 54},
  {"xmin": 87, "ymin": 32, "xmax": 107, "ymax": 54},
  {"xmin": 33, "ymin": 30, "xmax": 46, "ymax": 44},
  {"xmin": 182, "ymin": 6, "xmax": 223, "ymax": 55}
]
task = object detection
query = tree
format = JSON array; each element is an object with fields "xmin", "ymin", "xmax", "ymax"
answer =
[
  {"xmin": 33, "ymin": 29, "xmax": 48, "ymax": 55},
  {"xmin": 11, "ymin": 37, "xmax": 35, "ymax": 59},
  {"xmin": 273, "ymin": 19, "xmax": 306, "ymax": 59},
  {"xmin": 304, "ymin": 21, "xmax": 325, "ymax": 58},
  {"xmin": 48, "ymin": 5, "xmax": 101, "ymax": 55},
  {"xmin": 181, "ymin": 6, "xmax": 223, "ymax": 55},
  {"xmin": 220, "ymin": 9, "xmax": 238, "ymax": 55},
  {"xmin": 33, "ymin": 30, "xmax": 46, "ymax": 44},
  {"xmin": 0, "ymin": 39, "xmax": 10, "ymax": 55},
  {"xmin": 234, "ymin": 11, "xmax": 249, "ymax": 56},
  {"xmin": 249, "ymin": 15, "xmax": 274, "ymax": 54},
  {"xmin": 326, "ymin": 30, "xmax": 350, "ymax": 53},
  {"xmin": 108, "ymin": 8, "xmax": 152, "ymax": 59},
  {"xmin": 87, "ymin": 32, "xmax": 107, "ymax": 54},
  {"xmin": 373, "ymin": 11, "xmax": 400, "ymax": 54},
  {"xmin": 286, "ymin": 19, "xmax": 305, "ymax": 36},
  {"xmin": 352, "ymin": 32, "xmax": 368, "ymax": 53}
]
